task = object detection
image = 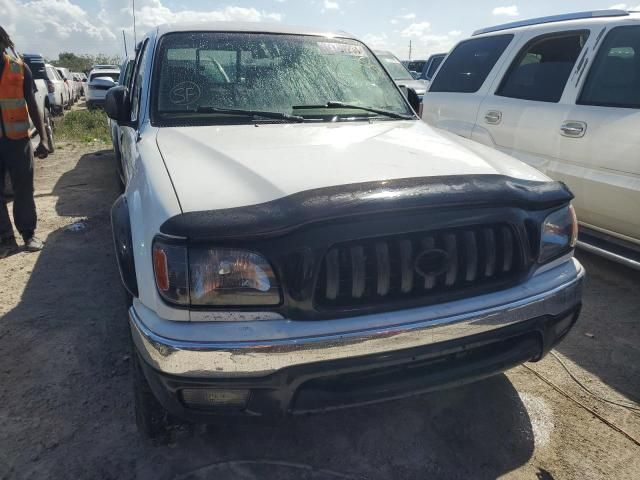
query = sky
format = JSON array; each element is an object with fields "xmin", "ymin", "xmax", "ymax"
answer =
[{"xmin": 1, "ymin": 0, "xmax": 639, "ymax": 60}]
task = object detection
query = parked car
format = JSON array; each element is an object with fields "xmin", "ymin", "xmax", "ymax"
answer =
[
  {"xmin": 58, "ymin": 66, "xmax": 80, "ymax": 102},
  {"xmin": 77, "ymin": 72, "xmax": 88, "ymax": 96},
  {"xmin": 20, "ymin": 53, "xmax": 55, "ymax": 151},
  {"xmin": 403, "ymin": 54, "xmax": 447, "ymax": 82},
  {"xmin": 375, "ymin": 50, "xmax": 428, "ymax": 101},
  {"xmin": 71, "ymin": 72, "xmax": 84, "ymax": 97},
  {"xmin": 109, "ymin": 58, "xmax": 135, "ymax": 187},
  {"xmin": 44, "ymin": 63, "xmax": 66, "ymax": 116},
  {"xmin": 423, "ymin": 9, "xmax": 640, "ymax": 269},
  {"xmin": 58, "ymin": 66, "xmax": 78, "ymax": 104},
  {"xmin": 105, "ymin": 22, "xmax": 584, "ymax": 441},
  {"xmin": 417, "ymin": 53, "xmax": 447, "ymax": 82},
  {"xmin": 54, "ymin": 66, "xmax": 73, "ymax": 108},
  {"xmin": 86, "ymin": 67, "xmax": 120, "ymax": 109},
  {"xmin": 403, "ymin": 59, "xmax": 427, "ymax": 78}
]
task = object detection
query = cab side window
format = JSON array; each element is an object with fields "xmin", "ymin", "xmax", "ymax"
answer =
[
  {"xmin": 579, "ymin": 26, "xmax": 640, "ymax": 109},
  {"xmin": 130, "ymin": 40, "xmax": 150, "ymax": 123},
  {"xmin": 123, "ymin": 60, "xmax": 135, "ymax": 91},
  {"xmin": 497, "ymin": 31, "xmax": 589, "ymax": 103},
  {"xmin": 430, "ymin": 35, "xmax": 513, "ymax": 93}
]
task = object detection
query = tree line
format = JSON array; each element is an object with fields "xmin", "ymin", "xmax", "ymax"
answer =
[{"xmin": 49, "ymin": 52, "xmax": 122, "ymax": 74}]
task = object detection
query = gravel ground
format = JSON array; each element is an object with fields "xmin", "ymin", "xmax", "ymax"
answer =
[{"xmin": 0, "ymin": 143, "xmax": 638, "ymax": 479}]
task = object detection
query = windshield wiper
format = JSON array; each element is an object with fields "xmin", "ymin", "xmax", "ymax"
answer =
[
  {"xmin": 292, "ymin": 101, "xmax": 415, "ymax": 120},
  {"xmin": 196, "ymin": 106, "xmax": 305, "ymax": 123}
]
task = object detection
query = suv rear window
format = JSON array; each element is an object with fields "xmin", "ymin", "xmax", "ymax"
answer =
[
  {"xmin": 578, "ymin": 26, "xmax": 640, "ymax": 108},
  {"xmin": 89, "ymin": 72, "xmax": 119, "ymax": 82},
  {"xmin": 497, "ymin": 31, "xmax": 589, "ymax": 103},
  {"xmin": 430, "ymin": 35, "xmax": 513, "ymax": 93}
]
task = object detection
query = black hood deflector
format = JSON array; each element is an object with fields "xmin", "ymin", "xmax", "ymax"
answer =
[{"xmin": 160, "ymin": 175, "xmax": 573, "ymax": 241}]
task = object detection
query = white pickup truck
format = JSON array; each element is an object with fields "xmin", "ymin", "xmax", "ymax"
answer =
[
  {"xmin": 105, "ymin": 23, "xmax": 584, "ymax": 441},
  {"xmin": 423, "ymin": 9, "xmax": 640, "ymax": 269}
]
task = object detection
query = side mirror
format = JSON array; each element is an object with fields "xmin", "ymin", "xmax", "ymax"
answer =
[
  {"xmin": 105, "ymin": 86, "xmax": 132, "ymax": 125},
  {"xmin": 399, "ymin": 86, "xmax": 422, "ymax": 115}
]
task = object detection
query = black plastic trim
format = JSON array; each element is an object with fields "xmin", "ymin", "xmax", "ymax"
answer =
[
  {"xmin": 111, "ymin": 195, "xmax": 138, "ymax": 297},
  {"xmin": 160, "ymin": 175, "xmax": 573, "ymax": 241}
]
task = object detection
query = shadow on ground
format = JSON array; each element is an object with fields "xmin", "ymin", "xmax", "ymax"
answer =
[
  {"xmin": 560, "ymin": 251, "xmax": 640, "ymax": 402},
  {"xmin": 0, "ymin": 148, "xmax": 565, "ymax": 479}
]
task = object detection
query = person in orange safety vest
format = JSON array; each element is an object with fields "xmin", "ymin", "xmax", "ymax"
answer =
[{"xmin": 0, "ymin": 25, "xmax": 49, "ymax": 258}]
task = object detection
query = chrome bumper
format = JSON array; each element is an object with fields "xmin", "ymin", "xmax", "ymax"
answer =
[{"xmin": 131, "ymin": 258, "xmax": 584, "ymax": 379}]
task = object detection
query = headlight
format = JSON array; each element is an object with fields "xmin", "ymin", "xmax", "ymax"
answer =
[
  {"xmin": 152, "ymin": 238, "xmax": 281, "ymax": 307},
  {"xmin": 539, "ymin": 205, "xmax": 578, "ymax": 264}
]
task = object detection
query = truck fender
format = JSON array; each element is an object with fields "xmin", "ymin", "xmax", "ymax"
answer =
[{"xmin": 111, "ymin": 195, "xmax": 138, "ymax": 297}]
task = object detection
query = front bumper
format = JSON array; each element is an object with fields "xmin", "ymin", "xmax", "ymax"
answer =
[{"xmin": 131, "ymin": 258, "xmax": 584, "ymax": 419}]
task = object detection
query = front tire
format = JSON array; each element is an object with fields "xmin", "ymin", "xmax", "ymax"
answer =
[{"xmin": 131, "ymin": 337, "xmax": 183, "ymax": 444}]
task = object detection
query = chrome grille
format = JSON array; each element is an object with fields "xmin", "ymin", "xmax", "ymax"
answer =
[{"xmin": 315, "ymin": 223, "xmax": 526, "ymax": 309}]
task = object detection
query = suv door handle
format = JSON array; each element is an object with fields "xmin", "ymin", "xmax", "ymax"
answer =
[
  {"xmin": 560, "ymin": 121, "xmax": 587, "ymax": 138},
  {"xmin": 484, "ymin": 110, "xmax": 502, "ymax": 125}
]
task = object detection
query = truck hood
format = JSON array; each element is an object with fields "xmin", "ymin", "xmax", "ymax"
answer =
[{"xmin": 156, "ymin": 120, "xmax": 549, "ymax": 213}]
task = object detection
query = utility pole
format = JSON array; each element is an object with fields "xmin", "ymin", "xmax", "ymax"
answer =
[
  {"xmin": 132, "ymin": 0, "xmax": 137, "ymax": 46},
  {"xmin": 122, "ymin": 29, "xmax": 128, "ymax": 58},
  {"xmin": 408, "ymin": 40, "xmax": 412, "ymax": 60}
]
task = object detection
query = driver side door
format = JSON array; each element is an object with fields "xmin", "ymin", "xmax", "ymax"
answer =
[{"xmin": 120, "ymin": 40, "xmax": 150, "ymax": 186}]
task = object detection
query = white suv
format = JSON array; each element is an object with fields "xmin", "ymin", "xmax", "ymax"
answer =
[
  {"xmin": 44, "ymin": 64, "xmax": 66, "ymax": 115},
  {"xmin": 423, "ymin": 9, "xmax": 640, "ymax": 269},
  {"xmin": 86, "ymin": 67, "xmax": 120, "ymax": 109},
  {"xmin": 104, "ymin": 23, "xmax": 583, "ymax": 441}
]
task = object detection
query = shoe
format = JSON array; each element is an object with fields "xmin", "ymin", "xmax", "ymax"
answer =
[
  {"xmin": 0, "ymin": 236, "xmax": 19, "ymax": 259},
  {"xmin": 23, "ymin": 236, "xmax": 44, "ymax": 252}
]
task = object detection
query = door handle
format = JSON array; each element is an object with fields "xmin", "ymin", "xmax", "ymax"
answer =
[
  {"xmin": 560, "ymin": 121, "xmax": 587, "ymax": 138},
  {"xmin": 484, "ymin": 110, "xmax": 502, "ymax": 125}
]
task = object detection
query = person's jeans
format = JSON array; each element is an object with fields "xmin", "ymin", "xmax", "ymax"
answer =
[{"xmin": 0, "ymin": 138, "xmax": 36, "ymax": 242}]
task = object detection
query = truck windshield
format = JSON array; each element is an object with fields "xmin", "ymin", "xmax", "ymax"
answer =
[
  {"xmin": 153, "ymin": 32, "xmax": 413, "ymax": 123},
  {"xmin": 377, "ymin": 53, "xmax": 413, "ymax": 81}
]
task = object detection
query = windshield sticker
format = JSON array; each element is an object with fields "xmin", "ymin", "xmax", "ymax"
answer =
[
  {"xmin": 317, "ymin": 42, "xmax": 366, "ymax": 56},
  {"xmin": 170, "ymin": 81, "xmax": 202, "ymax": 105}
]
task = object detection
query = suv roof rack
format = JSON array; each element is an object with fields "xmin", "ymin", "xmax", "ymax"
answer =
[{"xmin": 473, "ymin": 9, "xmax": 629, "ymax": 36}]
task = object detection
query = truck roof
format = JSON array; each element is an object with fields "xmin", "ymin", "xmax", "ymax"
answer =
[{"xmin": 155, "ymin": 22, "xmax": 353, "ymax": 39}]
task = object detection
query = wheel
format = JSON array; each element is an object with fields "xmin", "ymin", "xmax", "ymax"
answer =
[
  {"xmin": 131, "ymin": 336, "xmax": 181, "ymax": 444},
  {"xmin": 43, "ymin": 108, "xmax": 55, "ymax": 153}
]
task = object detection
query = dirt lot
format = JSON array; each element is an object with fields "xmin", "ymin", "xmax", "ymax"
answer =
[{"xmin": 0, "ymin": 142, "xmax": 639, "ymax": 479}]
